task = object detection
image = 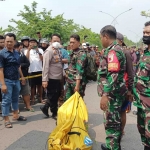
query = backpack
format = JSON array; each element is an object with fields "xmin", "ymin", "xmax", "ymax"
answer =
[{"xmin": 85, "ymin": 52, "xmax": 97, "ymax": 81}]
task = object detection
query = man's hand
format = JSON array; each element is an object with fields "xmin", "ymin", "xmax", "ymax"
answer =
[
  {"xmin": 42, "ymin": 81, "xmax": 48, "ymax": 89},
  {"xmin": 100, "ymin": 95, "xmax": 109, "ymax": 111},
  {"xmin": 1, "ymin": 84, "xmax": 7, "ymax": 93},
  {"xmin": 28, "ymin": 44, "xmax": 32, "ymax": 51},
  {"xmin": 21, "ymin": 77, "xmax": 26, "ymax": 85},
  {"xmin": 74, "ymin": 86, "xmax": 79, "ymax": 93}
]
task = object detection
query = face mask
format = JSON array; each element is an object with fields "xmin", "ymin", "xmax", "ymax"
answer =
[
  {"xmin": 136, "ymin": 51, "xmax": 139, "ymax": 54},
  {"xmin": 143, "ymin": 36, "xmax": 150, "ymax": 44},
  {"xmin": 52, "ymin": 42, "xmax": 60, "ymax": 49}
]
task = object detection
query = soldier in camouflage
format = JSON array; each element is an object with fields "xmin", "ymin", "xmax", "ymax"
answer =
[
  {"xmin": 64, "ymin": 34, "xmax": 88, "ymax": 101},
  {"xmin": 133, "ymin": 21, "xmax": 150, "ymax": 150},
  {"xmin": 97, "ymin": 25, "xmax": 127, "ymax": 150}
]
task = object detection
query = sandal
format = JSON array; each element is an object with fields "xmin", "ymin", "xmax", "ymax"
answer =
[
  {"xmin": 5, "ymin": 121, "xmax": 13, "ymax": 128},
  {"xmin": 13, "ymin": 116, "xmax": 27, "ymax": 121},
  {"xmin": 26, "ymin": 108, "xmax": 35, "ymax": 112}
]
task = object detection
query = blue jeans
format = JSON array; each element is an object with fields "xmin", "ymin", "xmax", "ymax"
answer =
[{"xmin": 1, "ymin": 79, "xmax": 20, "ymax": 116}]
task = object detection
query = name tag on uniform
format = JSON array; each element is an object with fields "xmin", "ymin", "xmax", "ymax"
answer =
[{"xmin": 108, "ymin": 50, "xmax": 120, "ymax": 72}]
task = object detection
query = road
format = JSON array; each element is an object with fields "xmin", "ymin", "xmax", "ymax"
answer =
[{"xmin": 0, "ymin": 82, "xmax": 143, "ymax": 150}]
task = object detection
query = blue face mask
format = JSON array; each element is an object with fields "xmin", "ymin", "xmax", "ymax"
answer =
[{"xmin": 136, "ymin": 51, "xmax": 139, "ymax": 54}]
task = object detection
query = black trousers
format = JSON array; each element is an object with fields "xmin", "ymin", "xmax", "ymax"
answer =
[{"xmin": 46, "ymin": 79, "xmax": 61, "ymax": 114}]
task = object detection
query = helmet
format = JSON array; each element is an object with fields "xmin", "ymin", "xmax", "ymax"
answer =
[
  {"xmin": 40, "ymin": 38, "xmax": 49, "ymax": 45},
  {"xmin": 21, "ymin": 36, "xmax": 30, "ymax": 42}
]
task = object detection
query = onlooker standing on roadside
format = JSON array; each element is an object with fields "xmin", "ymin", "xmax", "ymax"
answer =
[
  {"xmin": 0, "ymin": 35, "xmax": 4, "ymax": 114},
  {"xmin": 14, "ymin": 42, "xmax": 34, "ymax": 112},
  {"xmin": 0, "ymin": 33, "xmax": 27, "ymax": 128},
  {"xmin": 24, "ymin": 38, "xmax": 44, "ymax": 105}
]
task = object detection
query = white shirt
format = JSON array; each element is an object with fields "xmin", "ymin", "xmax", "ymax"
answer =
[{"xmin": 24, "ymin": 48, "xmax": 43, "ymax": 73}]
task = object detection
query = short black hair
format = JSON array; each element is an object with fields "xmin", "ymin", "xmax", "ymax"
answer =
[
  {"xmin": 4, "ymin": 33, "xmax": 16, "ymax": 41},
  {"xmin": 0, "ymin": 35, "xmax": 4, "ymax": 40},
  {"xmin": 14, "ymin": 42, "xmax": 20, "ymax": 48},
  {"xmin": 36, "ymin": 32, "xmax": 40, "ymax": 34},
  {"xmin": 70, "ymin": 34, "xmax": 80, "ymax": 42},
  {"xmin": 100, "ymin": 25, "xmax": 116, "ymax": 39},
  {"xmin": 145, "ymin": 21, "xmax": 150, "ymax": 27},
  {"xmin": 51, "ymin": 34, "xmax": 61, "ymax": 40}
]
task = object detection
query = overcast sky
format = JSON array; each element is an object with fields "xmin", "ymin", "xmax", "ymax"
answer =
[{"xmin": 0, "ymin": 0, "xmax": 150, "ymax": 42}]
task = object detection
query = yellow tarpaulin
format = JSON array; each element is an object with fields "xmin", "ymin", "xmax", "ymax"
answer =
[{"xmin": 48, "ymin": 92, "xmax": 93, "ymax": 150}]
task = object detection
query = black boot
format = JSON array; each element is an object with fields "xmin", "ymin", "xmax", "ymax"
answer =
[
  {"xmin": 144, "ymin": 146, "xmax": 150, "ymax": 150},
  {"xmin": 101, "ymin": 144, "xmax": 109, "ymax": 150},
  {"xmin": 40, "ymin": 105, "xmax": 49, "ymax": 117}
]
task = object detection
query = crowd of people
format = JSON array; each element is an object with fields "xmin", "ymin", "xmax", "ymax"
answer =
[{"xmin": 0, "ymin": 20, "xmax": 150, "ymax": 150}]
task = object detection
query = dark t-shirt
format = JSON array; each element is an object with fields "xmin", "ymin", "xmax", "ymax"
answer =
[{"xmin": 0, "ymin": 48, "xmax": 20, "ymax": 80}]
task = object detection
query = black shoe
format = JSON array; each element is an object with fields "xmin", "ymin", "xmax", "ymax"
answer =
[
  {"xmin": 144, "ymin": 146, "xmax": 150, "ymax": 150},
  {"xmin": 40, "ymin": 106, "xmax": 49, "ymax": 117},
  {"xmin": 51, "ymin": 113, "xmax": 57, "ymax": 120},
  {"xmin": 101, "ymin": 144, "xmax": 109, "ymax": 150}
]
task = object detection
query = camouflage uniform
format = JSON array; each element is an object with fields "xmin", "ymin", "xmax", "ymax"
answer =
[
  {"xmin": 64, "ymin": 48, "xmax": 87, "ymax": 101},
  {"xmin": 133, "ymin": 49, "xmax": 150, "ymax": 148},
  {"xmin": 97, "ymin": 41, "xmax": 127, "ymax": 150}
]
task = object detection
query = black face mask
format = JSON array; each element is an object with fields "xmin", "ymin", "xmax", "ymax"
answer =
[{"xmin": 143, "ymin": 36, "xmax": 150, "ymax": 44}]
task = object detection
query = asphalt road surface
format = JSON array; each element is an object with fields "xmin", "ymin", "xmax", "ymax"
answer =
[{"xmin": 0, "ymin": 82, "xmax": 143, "ymax": 150}]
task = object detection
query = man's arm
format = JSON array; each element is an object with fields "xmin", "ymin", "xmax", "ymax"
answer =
[
  {"xmin": 19, "ymin": 67, "xmax": 25, "ymax": 85},
  {"xmin": 124, "ymin": 50, "xmax": 134, "ymax": 91},
  {"xmin": 75, "ymin": 52, "xmax": 87, "ymax": 92},
  {"xmin": 0, "ymin": 68, "xmax": 7, "ymax": 93}
]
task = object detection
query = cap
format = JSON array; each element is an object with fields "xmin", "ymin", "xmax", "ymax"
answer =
[
  {"xmin": 21, "ymin": 36, "xmax": 30, "ymax": 42},
  {"xmin": 86, "ymin": 42, "xmax": 90, "ymax": 47},
  {"xmin": 82, "ymin": 43, "xmax": 87, "ymax": 49},
  {"xmin": 117, "ymin": 32, "xmax": 126, "ymax": 46},
  {"xmin": 29, "ymin": 38, "xmax": 38, "ymax": 43},
  {"xmin": 40, "ymin": 38, "xmax": 49, "ymax": 44}
]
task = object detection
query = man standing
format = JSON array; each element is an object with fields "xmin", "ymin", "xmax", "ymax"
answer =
[
  {"xmin": 0, "ymin": 35, "xmax": 4, "ymax": 113},
  {"xmin": 116, "ymin": 32, "xmax": 134, "ymax": 136},
  {"xmin": 41, "ymin": 34, "xmax": 63, "ymax": 119},
  {"xmin": 21, "ymin": 36, "xmax": 30, "ymax": 53},
  {"xmin": 0, "ymin": 35, "xmax": 4, "ymax": 50},
  {"xmin": 133, "ymin": 21, "xmax": 150, "ymax": 150},
  {"xmin": 65, "ymin": 34, "xmax": 87, "ymax": 100},
  {"xmin": 0, "ymin": 33, "xmax": 26, "ymax": 128},
  {"xmin": 97, "ymin": 25, "xmax": 127, "ymax": 150},
  {"xmin": 24, "ymin": 38, "xmax": 43, "ymax": 104}
]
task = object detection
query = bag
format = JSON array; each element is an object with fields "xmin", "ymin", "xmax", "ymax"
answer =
[
  {"xmin": 48, "ymin": 92, "xmax": 93, "ymax": 150},
  {"xmin": 85, "ymin": 52, "xmax": 97, "ymax": 81}
]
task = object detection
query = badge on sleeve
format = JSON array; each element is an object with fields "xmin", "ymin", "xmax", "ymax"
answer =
[{"xmin": 108, "ymin": 50, "xmax": 120, "ymax": 72}]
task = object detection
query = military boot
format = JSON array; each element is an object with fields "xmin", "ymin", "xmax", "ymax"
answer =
[
  {"xmin": 40, "ymin": 104, "xmax": 49, "ymax": 117},
  {"xmin": 101, "ymin": 144, "xmax": 109, "ymax": 150}
]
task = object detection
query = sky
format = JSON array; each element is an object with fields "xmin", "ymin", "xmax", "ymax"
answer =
[{"xmin": 0, "ymin": 0, "xmax": 150, "ymax": 42}]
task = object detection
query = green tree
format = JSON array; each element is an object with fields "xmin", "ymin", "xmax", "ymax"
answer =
[
  {"xmin": 77, "ymin": 26, "xmax": 102, "ymax": 48},
  {"xmin": 0, "ymin": 27, "xmax": 6, "ymax": 35},
  {"xmin": 141, "ymin": 11, "xmax": 150, "ymax": 17},
  {"xmin": 6, "ymin": 1, "xmax": 79, "ymax": 42}
]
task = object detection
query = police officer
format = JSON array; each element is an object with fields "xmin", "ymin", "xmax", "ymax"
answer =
[
  {"xmin": 133, "ymin": 21, "xmax": 150, "ymax": 150},
  {"xmin": 97, "ymin": 25, "xmax": 127, "ymax": 150}
]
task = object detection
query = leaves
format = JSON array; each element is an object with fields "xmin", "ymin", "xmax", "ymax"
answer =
[{"xmin": 141, "ymin": 11, "xmax": 150, "ymax": 17}]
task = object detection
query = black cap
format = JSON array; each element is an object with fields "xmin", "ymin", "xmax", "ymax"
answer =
[
  {"xmin": 29, "ymin": 38, "xmax": 38, "ymax": 43},
  {"xmin": 117, "ymin": 32, "xmax": 126, "ymax": 46}
]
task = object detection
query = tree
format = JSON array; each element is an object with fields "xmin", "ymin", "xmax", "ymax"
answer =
[
  {"xmin": 77, "ymin": 26, "xmax": 102, "ymax": 48},
  {"xmin": 6, "ymin": 1, "xmax": 79, "ymax": 42},
  {"xmin": 0, "ymin": 27, "xmax": 6, "ymax": 35},
  {"xmin": 141, "ymin": 11, "xmax": 150, "ymax": 17}
]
